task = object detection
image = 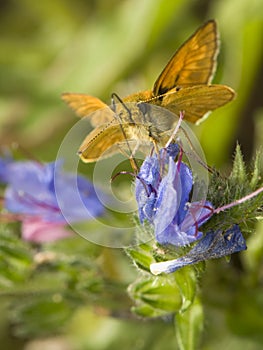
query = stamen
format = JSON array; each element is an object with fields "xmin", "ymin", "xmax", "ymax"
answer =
[{"xmin": 214, "ymin": 186, "xmax": 263, "ymax": 214}]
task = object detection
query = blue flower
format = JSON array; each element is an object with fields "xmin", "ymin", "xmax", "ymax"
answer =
[
  {"xmin": 0, "ymin": 158, "xmax": 105, "ymax": 242},
  {"xmin": 0, "ymin": 156, "xmax": 12, "ymax": 183},
  {"xmin": 135, "ymin": 144, "xmax": 179, "ymax": 223},
  {"xmin": 135, "ymin": 146, "xmax": 212, "ymax": 246},
  {"xmin": 135, "ymin": 155, "xmax": 161, "ymax": 222},
  {"xmin": 150, "ymin": 225, "xmax": 247, "ymax": 275}
]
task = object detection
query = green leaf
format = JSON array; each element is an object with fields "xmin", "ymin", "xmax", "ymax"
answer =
[
  {"xmin": 205, "ymin": 146, "xmax": 263, "ymax": 234},
  {"xmin": 250, "ymin": 149, "xmax": 262, "ymax": 189},
  {"xmin": 0, "ymin": 225, "xmax": 32, "ymax": 287},
  {"xmin": 175, "ymin": 297, "xmax": 204, "ymax": 350},
  {"xmin": 230, "ymin": 144, "xmax": 247, "ymax": 184}
]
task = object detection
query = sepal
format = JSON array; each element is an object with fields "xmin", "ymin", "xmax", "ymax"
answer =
[{"xmin": 128, "ymin": 266, "xmax": 197, "ymax": 317}]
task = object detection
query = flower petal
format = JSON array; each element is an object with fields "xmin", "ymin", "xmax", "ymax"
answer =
[
  {"xmin": 172, "ymin": 161, "xmax": 193, "ymax": 225},
  {"xmin": 150, "ymin": 225, "xmax": 247, "ymax": 275},
  {"xmin": 154, "ymin": 159, "xmax": 194, "ymax": 245},
  {"xmin": 22, "ymin": 217, "xmax": 72, "ymax": 243},
  {"xmin": 2, "ymin": 159, "xmax": 105, "ymax": 236},
  {"xmin": 54, "ymin": 171, "xmax": 104, "ymax": 223},
  {"xmin": 135, "ymin": 155, "xmax": 161, "ymax": 222},
  {"xmin": 180, "ymin": 201, "xmax": 213, "ymax": 233}
]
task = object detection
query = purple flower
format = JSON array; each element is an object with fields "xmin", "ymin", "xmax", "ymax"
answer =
[
  {"xmin": 0, "ymin": 158, "xmax": 104, "ymax": 242},
  {"xmin": 150, "ymin": 225, "xmax": 247, "ymax": 275},
  {"xmin": 135, "ymin": 146, "xmax": 212, "ymax": 247}
]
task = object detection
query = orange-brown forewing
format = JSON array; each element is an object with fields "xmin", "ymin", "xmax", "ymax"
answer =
[
  {"xmin": 153, "ymin": 20, "xmax": 218, "ymax": 95},
  {"xmin": 78, "ymin": 122, "xmax": 127, "ymax": 162}
]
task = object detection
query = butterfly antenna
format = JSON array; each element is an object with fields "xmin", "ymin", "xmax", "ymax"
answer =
[
  {"xmin": 111, "ymin": 93, "xmax": 139, "ymax": 172},
  {"xmin": 111, "ymin": 93, "xmax": 133, "ymax": 121}
]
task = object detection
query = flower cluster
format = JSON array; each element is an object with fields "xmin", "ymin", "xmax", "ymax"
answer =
[
  {"xmin": 135, "ymin": 144, "xmax": 212, "ymax": 246},
  {"xmin": 135, "ymin": 145, "xmax": 247, "ymax": 274},
  {"xmin": 0, "ymin": 157, "xmax": 104, "ymax": 243}
]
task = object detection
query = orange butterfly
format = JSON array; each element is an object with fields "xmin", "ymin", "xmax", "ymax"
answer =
[{"xmin": 62, "ymin": 20, "xmax": 235, "ymax": 162}]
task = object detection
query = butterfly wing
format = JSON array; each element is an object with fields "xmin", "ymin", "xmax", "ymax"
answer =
[
  {"xmin": 153, "ymin": 20, "xmax": 218, "ymax": 96},
  {"xmin": 78, "ymin": 122, "xmax": 128, "ymax": 162},
  {"xmin": 158, "ymin": 84, "xmax": 235, "ymax": 123},
  {"xmin": 61, "ymin": 93, "xmax": 114, "ymax": 127}
]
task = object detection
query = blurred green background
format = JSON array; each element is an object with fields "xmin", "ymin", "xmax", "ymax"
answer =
[{"xmin": 1, "ymin": 0, "xmax": 263, "ymax": 349}]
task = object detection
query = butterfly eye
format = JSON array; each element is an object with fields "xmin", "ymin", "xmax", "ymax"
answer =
[
  {"xmin": 138, "ymin": 102, "xmax": 148, "ymax": 115},
  {"xmin": 175, "ymin": 86, "xmax": 181, "ymax": 91}
]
